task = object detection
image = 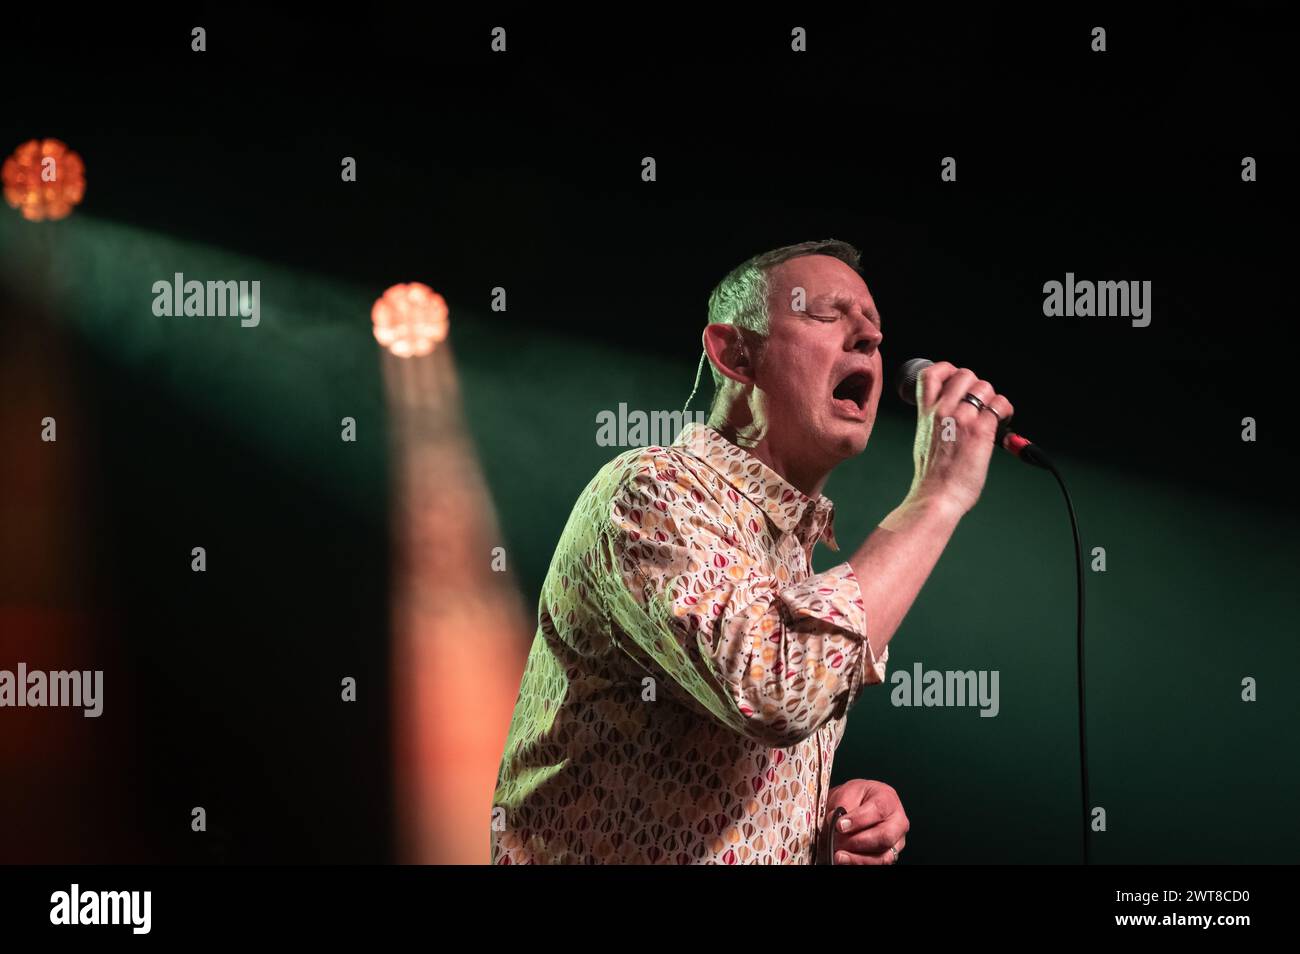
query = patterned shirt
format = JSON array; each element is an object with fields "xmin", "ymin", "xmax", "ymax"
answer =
[{"xmin": 490, "ymin": 422, "xmax": 889, "ymax": 864}]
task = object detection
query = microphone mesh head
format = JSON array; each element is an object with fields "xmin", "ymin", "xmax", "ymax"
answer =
[{"xmin": 895, "ymin": 358, "xmax": 934, "ymax": 406}]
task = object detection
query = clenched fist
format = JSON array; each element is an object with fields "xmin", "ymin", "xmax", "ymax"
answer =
[
  {"xmin": 827, "ymin": 779, "xmax": 910, "ymax": 865},
  {"xmin": 906, "ymin": 361, "xmax": 1015, "ymax": 516}
]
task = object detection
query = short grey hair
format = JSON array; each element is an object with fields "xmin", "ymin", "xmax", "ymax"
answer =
[{"xmin": 704, "ymin": 238, "xmax": 862, "ymax": 391}]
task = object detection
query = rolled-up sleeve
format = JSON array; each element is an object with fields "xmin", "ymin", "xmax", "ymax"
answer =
[{"xmin": 596, "ymin": 458, "xmax": 887, "ymax": 748}]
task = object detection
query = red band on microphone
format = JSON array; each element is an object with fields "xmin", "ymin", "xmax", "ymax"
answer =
[{"xmin": 1002, "ymin": 432, "xmax": 1032, "ymax": 458}]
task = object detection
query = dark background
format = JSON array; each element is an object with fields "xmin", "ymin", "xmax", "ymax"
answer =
[{"xmin": 1, "ymin": 5, "xmax": 1296, "ymax": 863}]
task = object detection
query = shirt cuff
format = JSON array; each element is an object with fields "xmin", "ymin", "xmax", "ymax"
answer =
[{"xmin": 778, "ymin": 562, "xmax": 888, "ymax": 687}]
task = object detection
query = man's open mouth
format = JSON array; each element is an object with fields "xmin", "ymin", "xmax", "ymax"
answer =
[{"xmin": 831, "ymin": 371, "xmax": 872, "ymax": 416}]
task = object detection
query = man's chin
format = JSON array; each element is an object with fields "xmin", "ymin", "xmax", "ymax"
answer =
[{"xmin": 819, "ymin": 418, "xmax": 873, "ymax": 460}]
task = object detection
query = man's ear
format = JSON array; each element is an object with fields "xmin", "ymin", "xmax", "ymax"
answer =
[{"xmin": 702, "ymin": 324, "xmax": 757, "ymax": 385}]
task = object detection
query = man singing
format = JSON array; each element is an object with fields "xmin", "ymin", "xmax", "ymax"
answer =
[{"xmin": 490, "ymin": 239, "xmax": 1013, "ymax": 864}]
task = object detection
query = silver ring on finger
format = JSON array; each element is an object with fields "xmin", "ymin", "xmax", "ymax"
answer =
[
  {"xmin": 960, "ymin": 393, "xmax": 986, "ymax": 412},
  {"xmin": 889, "ymin": 845, "xmax": 899, "ymax": 862},
  {"xmin": 979, "ymin": 404, "xmax": 1004, "ymax": 424}
]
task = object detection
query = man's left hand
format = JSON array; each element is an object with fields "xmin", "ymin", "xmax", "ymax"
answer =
[{"xmin": 827, "ymin": 779, "xmax": 909, "ymax": 865}]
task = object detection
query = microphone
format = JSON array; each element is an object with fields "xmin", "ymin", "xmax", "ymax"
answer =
[{"xmin": 895, "ymin": 358, "xmax": 1051, "ymax": 469}]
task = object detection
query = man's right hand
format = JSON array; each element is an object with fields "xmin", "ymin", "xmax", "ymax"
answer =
[{"xmin": 905, "ymin": 361, "xmax": 1015, "ymax": 517}]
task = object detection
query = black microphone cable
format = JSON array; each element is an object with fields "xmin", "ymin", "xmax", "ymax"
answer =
[{"xmin": 1018, "ymin": 441, "xmax": 1091, "ymax": 866}]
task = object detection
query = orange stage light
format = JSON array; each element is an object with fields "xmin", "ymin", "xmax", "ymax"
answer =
[
  {"xmin": 371, "ymin": 282, "xmax": 450, "ymax": 357},
  {"xmin": 2, "ymin": 139, "xmax": 86, "ymax": 222}
]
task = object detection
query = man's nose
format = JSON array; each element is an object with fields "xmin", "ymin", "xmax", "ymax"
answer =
[{"xmin": 849, "ymin": 316, "xmax": 882, "ymax": 354}]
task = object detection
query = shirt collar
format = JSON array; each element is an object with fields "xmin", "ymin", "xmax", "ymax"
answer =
[{"xmin": 671, "ymin": 422, "xmax": 841, "ymax": 552}]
